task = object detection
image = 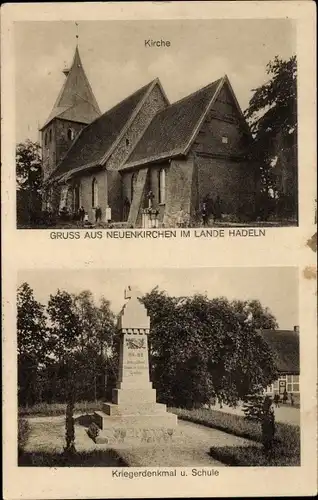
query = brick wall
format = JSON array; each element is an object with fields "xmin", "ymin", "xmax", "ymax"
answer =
[
  {"xmin": 106, "ymin": 83, "xmax": 167, "ymax": 220},
  {"xmin": 196, "ymin": 156, "xmax": 256, "ymax": 215},
  {"xmin": 107, "ymin": 84, "xmax": 167, "ymax": 171},
  {"xmin": 192, "ymin": 85, "xmax": 250, "ymax": 158},
  {"xmin": 69, "ymin": 168, "xmax": 108, "ymax": 221},
  {"xmin": 163, "ymin": 157, "xmax": 195, "ymax": 227},
  {"xmin": 190, "ymin": 82, "xmax": 256, "ymax": 217},
  {"xmin": 41, "ymin": 119, "xmax": 86, "ymax": 181}
]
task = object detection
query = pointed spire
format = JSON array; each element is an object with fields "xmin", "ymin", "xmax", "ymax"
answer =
[{"xmin": 41, "ymin": 46, "xmax": 101, "ymax": 129}]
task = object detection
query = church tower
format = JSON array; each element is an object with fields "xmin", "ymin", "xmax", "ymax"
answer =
[{"xmin": 40, "ymin": 46, "xmax": 101, "ymax": 181}]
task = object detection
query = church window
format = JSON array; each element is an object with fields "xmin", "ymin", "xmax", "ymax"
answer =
[
  {"xmin": 222, "ymin": 136, "xmax": 228, "ymax": 144},
  {"xmin": 92, "ymin": 178, "xmax": 98, "ymax": 207},
  {"xmin": 158, "ymin": 168, "xmax": 166, "ymax": 204},
  {"xmin": 49, "ymin": 129, "xmax": 52, "ymax": 142},
  {"xmin": 68, "ymin": 128, "xmax": 75, "ymax": 141},
  {"xmin": 131, "ymin": 172, "xmax": 138, "ymax": 201},
  {"xmin": 44, "ymin": 131, "xmax": 48, "ymax": 146},
  {"xmin": 126, "ymin": 138, "xmax": 130, "ymax": 147}
]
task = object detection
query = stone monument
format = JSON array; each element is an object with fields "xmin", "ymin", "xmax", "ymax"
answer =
[{"xmin": 94, "ymin": 286, "xmax": 177, "ymax": 444}]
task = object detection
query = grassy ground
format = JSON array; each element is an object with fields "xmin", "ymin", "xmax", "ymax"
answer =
[
  {"xmin": 19, "ymin": 401, "xmax": 103, "ymax": 417},
  {"xmin": 170, "ymin": 407, "xmax": 300, "ymax": 466}
]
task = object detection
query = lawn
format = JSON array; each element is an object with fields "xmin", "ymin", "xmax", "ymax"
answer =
[
  {"xmin": 19, "ymin": 401, "xmax": 103, "ymax": 417},
  {"xmin": 170, "ymin": 407, "xmax": 300, "ymax": 466}
]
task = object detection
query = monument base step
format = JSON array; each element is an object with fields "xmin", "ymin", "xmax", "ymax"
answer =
[
  {"xmin": 102, "ymin": 401, "xmax": 167, "ymax": 416},
  {"xmin": 91, "ymin": 422, "xmax": 180, "ymax": 446},
  {"xmin": 94, "ymin": 410, "xmax": 177, "ymax": 431}
]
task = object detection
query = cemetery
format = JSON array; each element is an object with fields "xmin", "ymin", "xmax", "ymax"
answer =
[{"xmin": 17, "ymin": 283, "xmax": 300, "ymax": 467}]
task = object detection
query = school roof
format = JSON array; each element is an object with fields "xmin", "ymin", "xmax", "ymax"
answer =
[
  {"xmin": 259, "ymin": 329, "xmax": 300, "ymax": 374},
  {"xmin": 50, "ymin": 79, "xmax": 158, "ymax": 181},
  {"xmin": 122, "ymin": 77, "xmax": 224, "ymax": 170}
]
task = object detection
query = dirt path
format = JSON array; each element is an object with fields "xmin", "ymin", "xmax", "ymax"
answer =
[{"xmin": 23, "ymin": 415, "xmax": 256, "ymax": 467}]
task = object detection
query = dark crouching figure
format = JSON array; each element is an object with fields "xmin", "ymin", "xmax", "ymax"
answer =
[{"xmin": 261, "ymin": 396, "xmax": 276, "ymax": 456}]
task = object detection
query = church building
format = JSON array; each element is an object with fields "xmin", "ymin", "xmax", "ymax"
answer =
[{"xmin": 41, "ymin": 47, "xmax": 258, "ymax": 227}]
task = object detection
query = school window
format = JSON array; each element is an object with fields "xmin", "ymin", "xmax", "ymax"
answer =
[
  {"xmin": 158, "ymin": 168, "xmax": 166, "ymax": 204},
  {"xmin": 92, "ymin": 178, "xmax": 98, "ymax": 207}
]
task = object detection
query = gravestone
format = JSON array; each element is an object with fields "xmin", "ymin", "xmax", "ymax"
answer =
[{"xmin": 94, "ymin": 286, "xmax": 177, "ymax": 444}]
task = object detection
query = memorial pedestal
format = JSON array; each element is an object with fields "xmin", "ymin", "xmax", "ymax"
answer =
[{"xmin": 94, "ymin": 289, "xmax": 177, "ymax": 445}]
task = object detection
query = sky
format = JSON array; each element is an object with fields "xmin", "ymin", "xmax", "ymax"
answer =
[
  {"xmin": 18, "ymin": 267, "xmax": 298, "ymax": 329},
  {"xmin": 15, "ymin": 19, "xmax": 296, "ymax": 143}
]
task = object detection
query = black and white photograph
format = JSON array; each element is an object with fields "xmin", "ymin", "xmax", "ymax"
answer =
[
  {"xmin": 15, "ymin": 19, "xmax": 298, "ymax": 230},
  {"xmin": 17, "ymin": 267, "xmax": 300, "ymax": 468}
]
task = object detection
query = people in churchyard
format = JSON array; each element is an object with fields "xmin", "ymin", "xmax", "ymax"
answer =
[{"xmin": 95, "ymin": 206, "xmax": 102, "ymax": 223}]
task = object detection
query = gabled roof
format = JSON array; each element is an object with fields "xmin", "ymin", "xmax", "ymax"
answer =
[
  {"xmin": 122, "ymin": 77, "xmax": 225, "ymax": 170},
  {"xmin": 259, "ymin": 329, "xmax": 300, "ymax": 374},
  {"xmin": 50, "ymin": 79, "xmax": 159, "ymax": 181},
  {"xmin": 41, "ymin": 47, "xmax": 101, "ymax": 130}
]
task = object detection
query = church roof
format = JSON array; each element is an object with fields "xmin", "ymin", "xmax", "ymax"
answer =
[
  {"xmin": 50, "ymin": 79, "xmax": 157, "ymax": 181},
  {"xmin": 40, "ymin": 47, "xmax": 101, "ymax": 130},
  {"xmin": 122, "ymin": 77, "xmax": 224, "ymax": 170},
  {"xmin": 259, "ymin": 329, "xmax": 300, "ymax": 374}
]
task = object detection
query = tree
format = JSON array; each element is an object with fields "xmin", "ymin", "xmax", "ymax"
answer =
[
  {"xmin": 244, "ymin": 56, "xmax": 297, "ymax": 218},
  {"xmin": 142, "ymin": 289, "xmax": 278, "ymax": 409},
  {"xmin": 16, "ymin": 140, "xmax": 43, "ymax": 226},
  {"xmin": 44, "ymin": 289, "xmax": 116, "ymax": 402},
  {"xmin": 17, "ymin": 283, "xmax": 48, "ymax": 405}
]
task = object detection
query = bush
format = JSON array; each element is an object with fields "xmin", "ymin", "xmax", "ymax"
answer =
[
  {"xmin": 171, "ymin": 407, "xmax": 300, "ymax": 466},
  {"xmin": 18, "ymin": 418, "xmax": 30, "ymax": 454},
  {"xmin": 87, "ymin": 422, "xmax": 100, "ymax": 442},
  {"xmin": 170, "ymin": 407, "xmax": 300, "ymax": 446}
]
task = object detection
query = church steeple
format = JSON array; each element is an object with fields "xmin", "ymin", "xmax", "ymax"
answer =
[
  {"xmin": 40, "ymin": 46, "xmax": 101, "ymax": 180},
  {"xmin": 42, "ymin": 46, "xmax": 101, "ymax": 129}
]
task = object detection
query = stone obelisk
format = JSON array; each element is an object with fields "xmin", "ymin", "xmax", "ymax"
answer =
[{"xmin": 94, "ymin": 287, "xmax": 177, "ymax": 444}]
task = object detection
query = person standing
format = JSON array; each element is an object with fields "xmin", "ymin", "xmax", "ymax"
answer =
[
  {"xmin": 95, "ymin": 206, "xmax": 102, "ymax": 223},
  {"xmin": 79, "ymin": 206, "xmax": 85, "ymax": 222},
  {"xmin": 201, "ymin": 203, "xmax": 208, "ymax": 227}
]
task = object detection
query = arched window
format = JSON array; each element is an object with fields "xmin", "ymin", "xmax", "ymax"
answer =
[
  {"xmin": 68, "ymin": 128, "xmax": 75, "ymax": 141},
  {"xmin": 92, "ymin": 178, "xmax": 98, "ymax": 207},
  {"xmin": 131, "ymin": 172, "xmax": 138, "ymax": 201},
  {"xmin": 44, "ymin": 131, "xmax": 48, "ymax": 146},
  {"xmin": 49, "ymin": 129, "xmax": 52, "ymax": 142},
  {"xmin": 158, "ymin": 168, "xmax": 166, "ymax": 204}
]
